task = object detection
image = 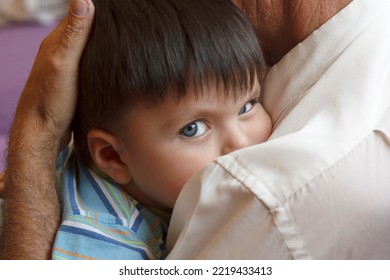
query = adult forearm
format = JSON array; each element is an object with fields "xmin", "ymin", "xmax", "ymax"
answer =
[
  {"xmin": 0, "ymin": 0, "xmax": 95, "ymax": 259},
  {"xmin": 0, "ymin": 115, "xmax": 61, "ymax": 259}
]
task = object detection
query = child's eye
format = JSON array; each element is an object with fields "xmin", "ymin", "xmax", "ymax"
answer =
[
  {"xmin": 239, "ymin": 99, "xmax": 258, "ymax": 115},
  {"xmin": 180, "ymin": 120, "xmax": 207, "ymax": 138}
]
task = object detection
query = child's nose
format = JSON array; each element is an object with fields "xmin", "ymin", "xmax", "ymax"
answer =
[{"xmin": 221, "ymin": 133, "xmax": 250, "ymax": 155}]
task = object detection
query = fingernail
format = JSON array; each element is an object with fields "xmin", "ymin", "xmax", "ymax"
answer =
[{"xmin": 71, "ymin": 0, "xmax": 88, "ymax": 17}]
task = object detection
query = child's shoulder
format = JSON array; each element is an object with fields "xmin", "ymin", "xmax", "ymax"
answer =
[{"xmin": 56, "ymin": 153, "xmax": 168, "ymax": 259}]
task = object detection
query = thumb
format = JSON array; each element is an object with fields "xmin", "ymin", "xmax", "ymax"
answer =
[{"xmin": 56, "ymin": 0, "xmax": 95, "ymax": 59}]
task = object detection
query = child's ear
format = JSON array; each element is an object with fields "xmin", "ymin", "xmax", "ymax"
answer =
[{"xmin": 87, "ymin": 129, "xmax": 131, "ymax": 185}]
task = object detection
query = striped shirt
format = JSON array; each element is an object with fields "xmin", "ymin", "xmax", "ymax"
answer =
[{"xmin": 52, "ymin": 147, "xmax": 168, "ymax": 260}]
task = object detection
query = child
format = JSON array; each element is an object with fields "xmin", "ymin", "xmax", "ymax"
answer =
[{"xmin": 52, "ymin": 0, "xmax": 272, "ymax": 260}]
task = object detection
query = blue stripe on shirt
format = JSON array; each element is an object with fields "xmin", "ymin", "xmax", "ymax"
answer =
[
  {"xmin": 131, "ymin": 213, "xmax": 143, "ymax": 232},
  {"xmin": 66, "ymin": 158, "xmax": 80, "ymax": 215},
  {"xmin": 80, "ymin": 164, "xmax": 123, "ymax": 225},
  {"xmin": 59, "ymin": 225, "xmax": 150, "ymax": 259}
]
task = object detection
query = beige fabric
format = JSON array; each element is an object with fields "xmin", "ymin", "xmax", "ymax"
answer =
[{"xmin": 167, "ymin": 0, "xmax": 390, "ymax": 259}]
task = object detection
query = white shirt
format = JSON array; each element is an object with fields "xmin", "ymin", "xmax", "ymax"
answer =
[{"xmin": 167, "ymin": 0, "xmax": 390, "ymax": 259}]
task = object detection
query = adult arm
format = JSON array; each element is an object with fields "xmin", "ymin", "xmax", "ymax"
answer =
[
  {"xmin": 0, "ymin": 0, "xmax": 94, "ymax": 259},
  {"xmin": 0, "ymin": 173, "xmax": 4, "ymax": 197}
]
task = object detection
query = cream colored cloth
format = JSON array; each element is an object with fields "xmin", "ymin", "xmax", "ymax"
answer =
[
  {"xmin": 167, "ymin": 0, "xmax": 390, "ymax": 259},
  {"xmin": 0, "ymin": 0, "xmax": 68, "ymax": 26}
]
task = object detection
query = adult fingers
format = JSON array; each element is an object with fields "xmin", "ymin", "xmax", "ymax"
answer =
[{"xmin": 14, "ymin": 0, "xmax": 95, "ymax": 151}]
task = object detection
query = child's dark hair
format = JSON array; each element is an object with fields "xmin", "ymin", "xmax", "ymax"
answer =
[{"xmin": 73, "ymin": 0, "xmax": 266, "ymax": 166}]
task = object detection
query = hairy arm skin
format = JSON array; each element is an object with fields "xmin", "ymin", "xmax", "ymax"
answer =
[
  {"xmin": 0, "ymin": 120, "xmax": 61, "ymax": 259},
  {"xmin": 0, "ymin": 0, "xmax": 95, "ymax": 259},
  {"xmin": 0, "ymin": 173, "xmax": 4, "ymax": 197}
]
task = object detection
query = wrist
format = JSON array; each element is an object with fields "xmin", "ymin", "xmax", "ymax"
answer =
[{"xmin": 7, "ymin": 114, "xmax": 61, "ymax": 168}]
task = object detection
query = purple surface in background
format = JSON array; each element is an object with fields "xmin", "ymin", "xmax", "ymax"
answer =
[{"xmin": 0, "ymin": 23, "xmax": 55, "ymax": 171}]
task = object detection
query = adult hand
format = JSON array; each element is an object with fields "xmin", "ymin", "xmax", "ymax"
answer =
[
  {"xmin": 17, "ymin": 0, "xmax": 95, "ymax": 151},
  {"xmin": 0, "ymin": 0, "xmax": 95, "ymax": 259}
]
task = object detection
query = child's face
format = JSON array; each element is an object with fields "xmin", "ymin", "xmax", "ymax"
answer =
[{"xmin": 115, "ymin": 80, "xmax": 272, "ymax": 210}]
